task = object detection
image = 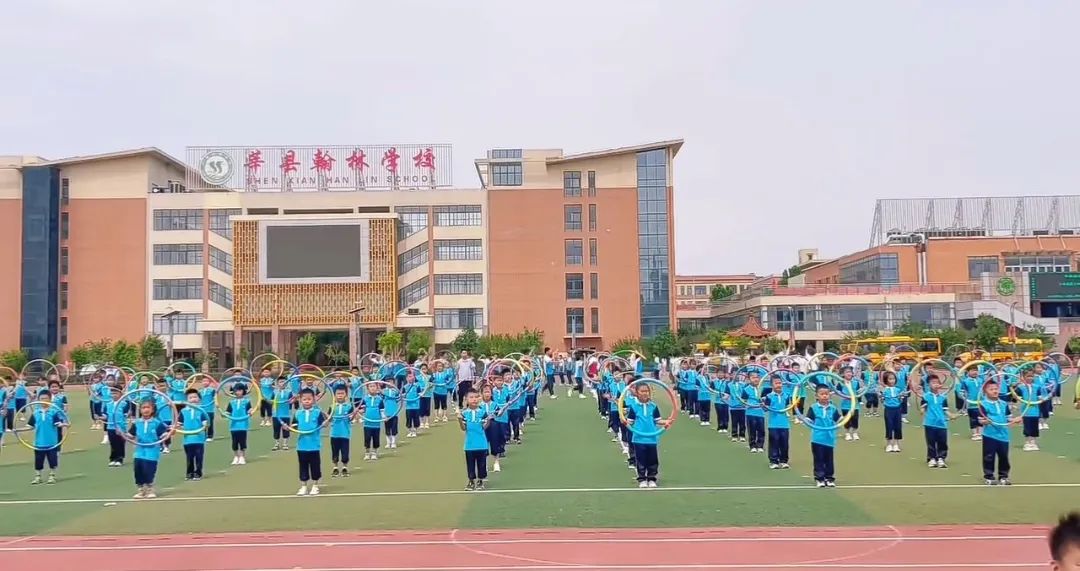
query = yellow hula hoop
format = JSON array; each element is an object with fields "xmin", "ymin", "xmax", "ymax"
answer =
[
  {"xmin": 13, "ymin": 400, "xmax": 71, "ymax": 451},
  {"xmin": 616, "ymin": 377, "xmax": 678, "ymax": 436},
  {"xmin": 1008, "ymin": 360, "xmax": 1054, "ymax": 406},
  {"xmin": 249, "ymin": 352, "xmax": 283, "ymax": 373},
  {"xmin": 216, "ymin": 374, "xmax": 263, "ymax": 420},
  {"xmin": 792, "ymin": 372, "xmax": 857, "ymax": 430}
]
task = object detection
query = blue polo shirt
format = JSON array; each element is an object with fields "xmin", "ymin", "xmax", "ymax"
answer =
[
  {"xmin": 806, "ymin": 403, "xmax": 840, "ymax": 447},
  {"xmin": 882, "ymin": 386, "xmax": 903, "ymax": 409},
  {"xmin": 361, "ymin": 395, "xmax": 384, "ymax": 428},
  {"xmin": 382, "ymin": 388, "xmax": 401, "ymax": 417},
  {"xmin": 226, "ymin": 397, "xmax": 252, "ymax": 431},
  {"xmin": 626, "ymin": 399, "xmax": 662, "ymax": 445},
  {"xmin": 328, "ymin": 401, "xmax": 354, "ymax": 439},
  {"xmin": 980, "ymin": 399, "xmax": 1011, "ymax": 443},
  {"xmin": 292, "ymin": 407, "xmax": 326, "ymax": 451},
  {"xmin": 403, "ymin": 382, "xmax": 421, "ymax": 410},
  {"xmin": 462, "ymin": 407, "xmax": 489, "ymax": 451},
  {"xmin": 764, "ymin": 392, "xmax": 791, "ymax": 429},
  {"xmin": 130, "ymin": 418, "xmax": 169, "ymax": 461},
  {"xmin": 179, "ymin": 407, "xmax": 208, "ymax": 445},
  {"xmin": 272, "ymin": 388, "xmax": 294, "ymax": 419},
  {"xmin": 922, "ymin": 392, "xmax": 949, "ymax": 429},
  {"xmin": 27, "ymin": 405, "xmax": 68, "ymax": 449}
]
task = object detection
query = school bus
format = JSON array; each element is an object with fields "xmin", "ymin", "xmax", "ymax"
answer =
[
  {"xmin": 694, "ymin": 340, "xmax": 762, "ymax": 355},
  {"xmin": 841, "ymin": 336, "xmax": 942, "ymax": 365},
  {"xmin": 960, "ymin": 337, "xmax": 1044, "ymax": 363}
]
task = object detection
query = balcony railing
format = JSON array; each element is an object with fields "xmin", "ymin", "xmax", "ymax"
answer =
[{"xmin": 710, "ymin": 282, "xmax": 980, "ymax": 305}]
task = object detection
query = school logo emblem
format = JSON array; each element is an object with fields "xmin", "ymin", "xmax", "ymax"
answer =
[
  {"xmin": 198, "ymin": 151, "xmax": 234, "ymax": 186},
  {"xmin": 996, "ymin": 276, "xmax": 1016, "ymax": 296}
]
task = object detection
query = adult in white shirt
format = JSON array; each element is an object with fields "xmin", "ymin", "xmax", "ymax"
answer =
[{"xmin": 455, "ymin": 351, "xmax": 476, "ymax": 409}]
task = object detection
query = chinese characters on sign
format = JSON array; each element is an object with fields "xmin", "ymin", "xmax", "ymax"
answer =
[{"xmin": 187, "ymin": 145, "xmax": 453, "ymax": 192}]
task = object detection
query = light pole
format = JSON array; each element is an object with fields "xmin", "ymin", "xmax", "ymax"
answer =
[
  {"xmin": 349, "ymin": 305, "xmax": 366, "ymax": 366},
  {"xmin": 787, "ymin": 305, "xmax": 796, "ymax": 353},
  {"xmin": 1009, "ymin": 301, "xmax": 1018, "ymax": 359},
  {"xmin": 161, "ymin": 308, "xmax": 181, "ymax": 364},
  {"xmin": 571, "ymin": 313, "xmax": 581, "ymax": 351}
]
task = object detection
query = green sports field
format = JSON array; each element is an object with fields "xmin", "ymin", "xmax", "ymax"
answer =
[{"xmin": 1, "ymin": 390, "xmax": 1077, "ymax": 536}]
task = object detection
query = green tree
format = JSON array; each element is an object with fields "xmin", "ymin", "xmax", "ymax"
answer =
[
  {"xmin": 1067, "ymin": 336, "xmax": 1080, "ymax": 355},
  {"xmin": 728, "ymin": 335, "xmax": 753, "ymax": 356},
  {"xmin": 710, "ymin": 285, "xmax": 736, "ymax": 301},
  {"xmin": 647, "ymin": 329, "xmax": 681, "ymax": 359},
  {"xmin": 779, "ymin": 265, "xmax": 803, "ymax": 286},
  {"xmin": 704, "ymin": 328, "xmax": 728, "ymax": 355},
  {"xmin": 971, "ymin": 314, "xmax": 1006, "ymax": 351},
  {"xmin": 892, "ymin": 321, "xmax": 927, "ymax": 340},
  {"xmin": 237, "ymin": 345, "xmax": 251, "ymax": 367},
  {"xmin": 296, "ymin": 332, "xmax": 319, "ymax": 364},
  {"xmin": 1018, "ymin": 324, "xmax": 1055, "ymax": 351},
  {"xmin": 323, "ymin": 343, "xmax": 349, "ymax": 366},
  {"xmin": 405, "ymin": 330, "xmax": 432, "ymax": 361},
  {"xmin": 928, "ymin": 327, "xmax": 969, "ymax": 354},
  {"xmin": 610, "ymin": 337, "xmax": 645, "ymax": 354},
  {"xmin": 761, "ymin": 336, "xmax": 786, "ymax": 354},
  {"xmin": 451, "ymin": 327, "xmax": 479, "ymax": 354},
  {"xmin": 377, "ymin": 330, "xmax": 404, "ymax": 358},
  {"xmin": 0, "ymin": 349, "xmax": 29, "ymax": 372},
  {"xmin": 515, "ymin": 328, "xmax": 544, "ymax": 354},
  {"xmin": 136, "ymin": 335, "xmax": 166, "ymax": 368},
  {"xmin": 109, "ymin": 340, "xmax": 138, "ymax": 368}
]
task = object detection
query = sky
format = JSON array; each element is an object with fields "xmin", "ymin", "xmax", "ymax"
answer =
[{"xmin": 2, "ymin": 1, "xmax": 1079, "ymax": 276}]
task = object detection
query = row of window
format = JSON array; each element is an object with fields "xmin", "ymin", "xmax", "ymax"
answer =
[
  {"xmin": 968, "ymin": 255, "xmax": 1074, "ymax": 278},
  {"xmin": 152, "ymin": 313, "xmax": 201, "ymax": 335},
  {"xmin": 563, "ymin": 171, "xmax": 597, "ymax": 197},
  {"xmin": 565, "ymin": 273, "xmax": 599, "ymax": 300},
  {"xmin": 564, "ymin": 238, "xmax": 599, "ymax": 266},
  {"xmin": 563, "ymin": 204, "xmax": 598, "ymax": 231},
  {"xmin": 394, "ymin": 205, "xmax": 483, "ymax": 239},
  {"xmin": 838, "ymin": 254, "xmax": 900, "ymax": 284},
  {"xmin": 152, "ymin": 244, "xmax": 232, "ymax": 274},
  {"xmin": 398, "ymin": 243, "xmax": 429, "ymax": 275},
  {"xmin": 154, "ymin": 209, "xmax": 204, "ymax": 231},
  {"xmin": 434, "ymin": 273, "xmax": 483, "ymax": 295},
  {"xmin": 565, "ymin": 307, "xmax": 600, "ymax": 335},
  {"xmin": 210, "ymin": 209, "xmax": 241, "ymax": 239},
  {"xmin": 434, "ymin": 308, "xmax": 483, "ymax": 330},
  {"xmin": 209, "ymin": 281, "xmax": 233, "ymax": 309},
  {"xmin": 491, "ymin": 163, "xmax": 523, "ymax": 186}
]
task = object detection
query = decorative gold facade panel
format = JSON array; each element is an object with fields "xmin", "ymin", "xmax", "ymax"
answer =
[{"xmin": 233, "ymin": 218, "xmax": 396, "ymax": 327}]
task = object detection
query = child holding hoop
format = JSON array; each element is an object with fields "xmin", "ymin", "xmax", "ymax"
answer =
[
  {"xmin": 361, "ymin": 383, "xmax": 385, "ymax": 460},
  {"xmin": 712, "ymin": 368, "xmax": 730, "ymax": 433},
  {"xmin": 625, "ymin": 381, "xmax": 670, "ymax": 488},
  {"xmin": 977, "ymin": 379, "xmax": 1021, "ymax": 485},
  {"xmin": 271, "ymin": 377, "xmax": 294, "ymax": 451},
  {"xmin": 285, "ymin": 388, "xmax": 328, "ymax": 496},
  {"xmin": 727, "ymin": 373, "xmax": 747, "ymax": 443},
  {"xmin": 258, "ymin": 368, "xmax": 275, "ymax": 427},
  {"xmin": 958, "ymin": 365, "xmax": 985, "ymax": 441},
  {"xmin": 479, "ymin": 384, "xmax": 503, "ymax": 473},
  {"xmin": 101, "ymin": 388, "xmax": 129, "ymax": 466},
  {"xmin": 1016, "ymin": 368, "xmax": 1047, "ymax": 451},
  {"xmin": 695, "ymin": 368, "xmax": 713, "ymax": 426},
  {"xmin": 382, "ymin": 376, "xmax": 401, "ymax": 449},
  {"xmin": 805, "ymin": 385, "xmax": 842, "ymax": 488},
  {"xmin": 417, "ymin": 364, "xmax": 432, "ymax": 429},
  {"xmin": 180, "ymin": 389, "xmax": 209, "ymax": 481},
  {"xmin": 764, "ymin": 376, "xmax": 791, "ymax": 469},
  {"xmin": 402, "ymin": 371, "xmax": 421, "ymax": 438},
  {"xmin": 742, "ymin": 372, "xmax": 766, "ymax": 453},
  {"xmin": 23, "ymin": 390, "xmax": 69, "ymax": 485},
  {"xmin": 328, "ymin": 385, "xmax": 355, "ymax": 477},
  {"xmin": 130, "ymin": 398, "xmax": 171, "ymax": 499},
  {"xmin": 459, "ymin": 389, "xmax": 491, "ymax": 491},
  {"xmin": 881, "ymin": 371, "xmax": 904, "ymax": 453},
  {"xmin": 838, "ymin": 367, "xmax": 861, "ymax": 442},
  {"xmin": 432, "ymin": 361, "xmax": 453, "ymax": 423},
  {"xmin": 225, "ymin": 383, "xmax": 253, "ymax": 466},
  {"xmin": 920, "ymin": 374, "xmax": 959, "ymax": 468}
]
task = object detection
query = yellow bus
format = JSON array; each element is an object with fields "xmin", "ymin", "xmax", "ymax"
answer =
[
  {"xmin": 695, "ymin": 340, "xmax": 762, "ymax": 355},
  {"xmin": 842, "ymin": 336, "xmax": 942, "ymax": 365},
  {"xmin": 960, "ymin": 337, "xmax": 1044, "ymax": 363}
]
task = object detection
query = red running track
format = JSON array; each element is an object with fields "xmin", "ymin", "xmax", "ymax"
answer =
[{"xmin": 0, "ymin": 525, "xmax": 1051, "ymax": 571}]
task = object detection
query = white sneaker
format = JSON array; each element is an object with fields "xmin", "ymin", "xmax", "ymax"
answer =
[
  {"xmin": 296, "ymin": 486, "xmax": 308, "ymax": 496},
  {"xmin": 816, "ymin": 481, "xmax": 826, "ymax": 488},
  {"xmin": 935, "ymin": 459, "xmax": 946, "ymax": 468},
  {"xmin": 309, "ymin": 485, "xmax": 320, "ymax": 496},
  {"xmin": 145, "ymin": 490, "xmax": 157, "ymax": 499},
  {"xmin": 493, "ymin": 461, "xmax": 501, "ymax": 472},
  {"xmin": 769, "ymin": 463, "xmax": 779, "ymax": 469},
  {"xmin": 779, "ymin": 463, "xmax": 790, "ymax": 469},
  {"xmin": 1030, "ymin": 443, "xmax": 1040, "ymax": 451},
  {"xmin": 206, "ymin": 438, "xmax": 214, "ymax": 442},
  {"xmin": 928, "ymin": 460, "xmax": 937, "ymax": 468},
  {"xmin": 550, "ymin": 395, "xmax": 557, "ymax": 399},
  {"xmin": 825, "ymin": 481, "xmax": 836, "ymax": 488},
  {"xmin": 238, "ymin": 457, "xmax": 246, "ymax": 465},
  {"xmin": 162, "ymin": 447, "xmax": 170, "ymax": 454},
  {"xmin": 567, "ymin": 389, "xmax": 573, "ymax": 397},
  {"xmin": 363, "ymin": 453, "xmax": 372, "ymax": 461},
  {"xmin": 844, "ymin": 433, "xmax": 853, "ymax": 441},
  {"xmin": 638, "ymin": 481, "xmax": 649, "ymax": 489},
  {"xmin": 700, "ymin": 421, "xmax": 709, "ymax": 426},
  {"xmin": 371, "ymin": 452, "xmax": 378, "ymax": 460},
  {"xmin": 902, "ymin": 417, "xmax": 910, "ymax": 424},
  {"xmin": 231, "ymin": 458, "xmax": 239, "ymax": 466},
  {"xmin": 884, "ymin": 445, "xmax": 893, "ymax": 453},
  {"xmin": 647, "ymin": 481, "xmax": 658, "ymax": 488},
  {"xmin": 133, "ymin": 490, "xmax": 146, "ymax": 499},
  {"xmin": 852, "ymin": 433, "xmax": 860, "ymax": 441},
  {"xmin": 578, "ymin": 394, "xmax": 586, "ymax": 399},
  {"xmin": 611, "ymin": 436, "xmax": 619, "ymax": 442}
]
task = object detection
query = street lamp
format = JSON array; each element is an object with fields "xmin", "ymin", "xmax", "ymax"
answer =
[
  {"xmin": 161, "ymin": 308, "xmax": 181, "ymax": 364},
  {"xmin": 349, "ymin": 305, "xmax": 366, "ymax": 366},
  {"xmin": 1009, "ymin": 301, "xmax": 1018, "ymax": 359}
]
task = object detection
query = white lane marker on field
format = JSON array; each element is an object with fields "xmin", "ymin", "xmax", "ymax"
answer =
[{"xmin": 0, "ymin": 481, "xmax": 1077, "ymax": 506}]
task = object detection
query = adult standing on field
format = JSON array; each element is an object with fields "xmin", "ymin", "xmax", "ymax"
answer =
[{"xmin": 456, "ymin": 351, "xmax": 476, "ymax": 409}]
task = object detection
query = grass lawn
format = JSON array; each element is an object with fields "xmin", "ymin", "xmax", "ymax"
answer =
[{"xmin": 0, "ymin": 389, "xmax": 1077, "ymax": 536}]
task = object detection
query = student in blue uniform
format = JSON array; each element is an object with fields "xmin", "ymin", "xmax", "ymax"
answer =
[
  {"xmin": 459, "ymin": 389, "xmax": 491, "ymax": 491},
  {"xmin": 23, "ymin": 390, "xmax": 69, "ymax": 485},
  {"xmin": 490, "ymin": 374, "xmax": 511, "ymax": 470},
  {"xmin": 695, "ymin": 367, "xmax": 713, "ymax": 426},
  {"xmin": 507, "ymin": 369, "xmax": 526, "ymax": 444},
  {"xmin": 130, "ymin": 398, "xmax": 171, "ymax": 499},
  {"xmin": 272, "ymin": 377, "xmax": 294, "ymax": 451},
  {"xmin": 712, "ymin": 369, "xmax": 730, "ymax": 433},
  {"xmin": 258, "ymin": 368, "xmax": 275, "ymax": 427},
  {"xmin": 625, "ymin": 382, "xmax": 670, "ymax": 488},
  {"xmin": 225, "ymin": 383, "xmax": 253, "ymax": 466},
  {"xmin": 383, "ymin": 378, "xmax": 401, "ymax": 449},
  {"xmin": 741, "ymin": 372, "xmax": 766, "ymax": 453},
  {"xmin": 286, "ymin": 388, "xmax": 328, "ymax": 496},
  {"xmin": 726, "ymin": 373, "xmax": 747, "ymax": 442},
  {"xmin": 13, "ymin": 376, "xmax": 29, "ymax": 421},
  {"xmin": 977, "ymin": 379, "xmax": 1021, "ymax": 485},
  {"xmin": 479, "ymin": 384, "xmax": 502, "ymax": 472},
  {"xmin": 198, "ymin": 377, "xmax": 217, "ymax": 442},
  {"xmin": 180, "ymin": 389, "xmax": 209, "ymax": 481},
  {"xmin": 1, "ymin": 381, "xmax": 13, "ymax": 443},
  {"xmin": 1014, "ymin": 368, "xmax": 1048, "ymax": 452},
  {"xmin": 920, "ymin": 374, "xmax": 958, "ymax": 468},
  {"xmin": 100, "ymin": 388, "xmax": 130, "ymax": 466},
  {"xmin": 958, "ymin": 365, "xmax": 985, "ymax": 441},
  {"xmin": 764, "ymin": 376, "xmax": 791, "ymax": 469},
  {"xmin": 838, "ymin": 367, "xmax": 861, "ymax": 441},
  {"xmin": 432, "ymin": 361, "xmax": 453, "ymax": 423},
  {"xmin": 45, "ymin": 380, "xmax": 68, "ymax": 450},
  {"xmin": 361, "ymin": 383, "xmax": 385, "ymax": 460},
  {"xmin": 805, "ymin": 385, "xmax": 841, "ymax": 488},
  {"xmin": 328, "ymin": 385, "xmax": 355, "ymax": 478},
  {"xmin": 417, "ymin": 364, "xmax": 433, "ymax": 429},
  {"xmin": 880, "ymin": 371, "xmax": 904, "ymax": 453},
  {"xmin": 402, "ymin": 371, "xmax": 422, "ymax": 438},
  {"xmin": 87, "ymin": 374, "xmax": 104, "ymax": 430}
]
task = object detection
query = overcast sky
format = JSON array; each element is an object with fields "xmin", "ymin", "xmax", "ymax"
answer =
[{"xmin": 2, "ymin": 1, "xmax": 1078, "ymax": 275}]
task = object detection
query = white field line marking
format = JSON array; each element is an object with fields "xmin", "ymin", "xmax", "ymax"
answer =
[
  {"xmin": 0, "ymin": 534, "xmax": 1046, "ymax": 553},
  {"xmin": 199, "ymin": 564, "xmax": 1048, "ymax": 571},
  {"xmin": 0, "ymin": 482, "xmax": 1077, "ymax": 506}
]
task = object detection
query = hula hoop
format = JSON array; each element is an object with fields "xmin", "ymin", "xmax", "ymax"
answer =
[
  {"xmin": 616, "ymin": 377, "xmax": 678, "ymax": 438},
  {"xmin": 284, "ymin": 403, "xmax": 333, "ymax": 435},
  {"xmin": 12, "ymin": 400, "xmax": 70, "ymax": 451},
  {"xmin": 760, "ymin": 373, "xmax": 799, "ymax": 413},
  {"xmin": 1008, "ymin": 361, "xmax": 1054, "ymax": 406},
  {"xmin": 808, "ymin": 351, "xmax": 839, "ymax": 372},
  {"xmin": 184, "ymin": 372, "xmax": 219, "ymax": 391},
  {"xmin": 792, "ymin": 371, "xmax": 857, "ymax": 431},
  {"xmin": 249, "ymin": 352, "xmax": 283, "ymax": 374},
  {"xmin": 117, "ymin": 388, "xmax": 178, "ymax": 446},
  {"xmin": 909, "ymin": 358, "xmax": 959, "ymax": 394},
  {"xmin": 326, "ymin": 398, "xmax": 361, "ymax": 426},
  {"xmin": 166, "ymin": 361, "xmax": 197, "ymax": 380},
  {"xmin": 216, "ymin": 375, "xmax": 262, "ymax": 420},
  {"xmin": 977, "ymin": 397, "xmax": 1022, "ymax": 428},
  {"xmin": 20, "ymin": 358, "xmax": 56, "ymax": 382}
]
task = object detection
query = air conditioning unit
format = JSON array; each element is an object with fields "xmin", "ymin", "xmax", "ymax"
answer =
[
  {"xmin": 168, "ymin": 180, "xmax": 187, "ymax": 193},
  {"xmin": 406, "ymin": 308, "xmax": 420, "ymax": 315}
]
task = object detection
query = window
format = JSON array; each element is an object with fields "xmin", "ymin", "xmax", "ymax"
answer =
[
  {"xmin": 491, "ymin": 163, "xmax": 523, "ymax": 186},
  {"xmin": 636, "ymin": 148, "xmax": 672, "ymax": 337},
  {"xmin": 565, "ymin": 273, "xmax": 584, "ymax": 299},
  {"xmin": 590, "ymin": 272, "xmax": 598, "ymax": 299},
  {"xmin": 565, "ymin": 239, "xmax": 583, "ymax": 265},
  {"xmin": 209, "ymin": 245, "xmax": 232, "ymax": 275},
  {"xmin": 1003, "ymin": 254, "xmax": 1071, "ymax": 274},
  {"xmin": 209, "ymin": 209, "xmax": 242, "ymax": 239},
  {"xmin": 209, "ymin": 281, "xmax": 233, "ymax": 309},
  {"xmin": 434, "ymin": 308, "xmax": 484, "ymax": 330},
  {"xmin": 588, "ymin": 204, "xmax": 597, "ymax": 231},
  {"xmin": 152, "ymin": 313, "xmax": 201, "ymax": 335},
  {"xmin": 968, "ymin": 256, "xmax": 999, "ymax": 278},
  {"xmin": 434, "ymin": 239, "xmax": 482, "ymax": 261},
  {"xmin": 153, "ymin": 279, "xmax": 202, "ymax": 300},
  {"xmin": 491, "ymin": 149, "xmax": 522, "ymax": 159},
  {"xmin": 563, "ymin": 171, "xmax": 581, "ymax": 197},
  {"xmin": 587, "ymin": 171, "xmax": 596, "ymax": 197},
  {"xmin": 589, "ymin": 238, "xmax": 598, "ymax": 265},
  {"xmin": 153, "ymin": 209, "xmax": 204, "ymax": 231},
  {"xmin": 433, "ymin": 205, "xmax": 482, "ymax": 226},
  {"xmin": 774, "ymin": 307, "xmax": 808, "ymax": 331},
  {"xmin": 591, "ymin": 308, "xmax": 599, "ymax": 334},
  {"xmin": 838, "ymin": 254, "xmax": 899, "ymax": 284},
  {"xmin": 395, "ymin": 206, "xmax": 428, "ymax": 239},
  {"xmin": 398, "ymin": 277, "xmax": 429, "ymax": 310},
  {"xmin": 398, "ymin": 243, "xmax": 429, "ymax": 274},
  {"xmin": 60, "ymin": 317, "xmax": 67, "ymax": 345},
  {"xmin": 153, "ymin": 244, "xmax": 203, "ymax": 265},
  {"xmin": 60, "ymin": 178, "xmax": 69, "ymax": 205},
  {"xmin": 60, "ymin": 212, "xmax": 69, "ymax": 239},
  {"xmin": 694, "ymin": 285, "xmax": 707, "ymax": 296},
  {"xmin": 434, "ymin": 273, "xmax": 483, "ymax": 295},
  {"xmin": 60, "ymin": 247, "xmax": 69, "ymax": 275},
  {"xmin": 59, "ymin": 282, "xmax": 68, "ymax": 311},
  {"xmin": 564, "ymin": 205, "xmax": 582, "ymax": 231},
  {"xmin": 566, "ymin": 308, "xmax": 584, "ymax": 334}
]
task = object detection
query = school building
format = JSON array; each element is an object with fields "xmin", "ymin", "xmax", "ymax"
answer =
[
  {"xmin": 0, "ymin": 140, "xmax": 681, "ymax": 364},
  {"xmin": 681, "ymin": 196, "xmax": 1080, "ymax": 350}
]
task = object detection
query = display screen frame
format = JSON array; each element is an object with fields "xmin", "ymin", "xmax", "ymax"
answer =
[
  {"xmin": 258, "ymin": 218, "xmax": 372, "ymax": 284},
  {"xmin": 1029, "ymin": 271, "xmax": 1080, "ymax": 301}
]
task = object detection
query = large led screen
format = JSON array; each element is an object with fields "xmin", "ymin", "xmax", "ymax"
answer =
[{"xmin": 260, "ymin": 221, "xmax": 371, "ymax": 284}]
